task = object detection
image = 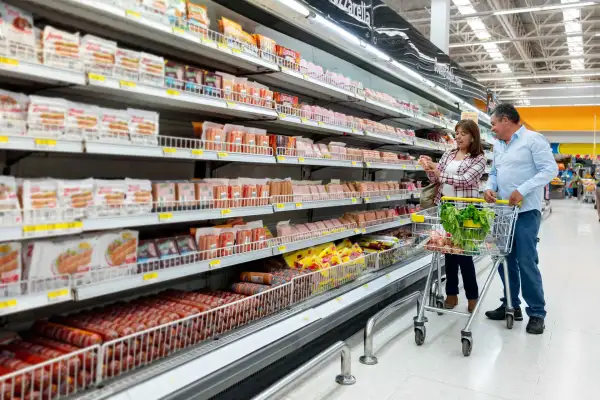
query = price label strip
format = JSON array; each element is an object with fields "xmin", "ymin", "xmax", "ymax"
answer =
[
  {"xmin": 88, "ymin": 73, "xmax": 105, "ymax": 82},
  {"xmin": 34, "ymin": 138, "xmax": 57, "ymax": 149},
  {"xmin": 278, "ymin": 245, "xmax": 287, "ymax": 253},
  {"xmin": 209, "ymin": 259, "xmax": 221, "ymax": 269},
  {"xmin": 143, "ymin": 272, "xmax": 159, "ymax": 281},
  {"xmin": 191, "ymin": 149, "xmax": 204, "ymax": 157},
  {"xmin": 0, "ymin": 57, "xmax": 18, "ymax": 66},
  {"xmin": 158, "ymin": 212, "xmax": 173, "ymax": 221},
  {"xmin": 47, "ymin": 289, "xmax": 70, "ymax": 302},
  {"xmin": 0, "ymin": 299, "xmax": 17, "ymax": 310}
]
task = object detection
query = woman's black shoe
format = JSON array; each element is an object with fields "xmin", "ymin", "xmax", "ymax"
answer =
[
  {"xmin": 485, "ymin": 305, "xmax": 523, "ymax": 321},
  {"xmin": 526, "ymin": 317, "xmax": 545, "ymax": 334}
]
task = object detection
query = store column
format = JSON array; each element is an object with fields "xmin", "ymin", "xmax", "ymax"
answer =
[{"xmin": 430, "ymin": 0, "xmax": 451, "ymax": 53}]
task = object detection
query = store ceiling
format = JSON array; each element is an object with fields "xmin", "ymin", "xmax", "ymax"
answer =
[{"xmin": 391, "ymin": 0, "xmax": 600, "ymax": 107}]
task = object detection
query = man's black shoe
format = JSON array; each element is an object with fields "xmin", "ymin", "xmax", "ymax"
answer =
[
  {"xmin": 485, "ymin": 305, "xmax": 523, "ymax": 321},
  {"xmin": 526, "ymin": 317, "xmax": 545, "ymax": 334}
]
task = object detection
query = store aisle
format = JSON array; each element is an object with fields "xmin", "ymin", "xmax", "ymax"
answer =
[{"xmin": 279, "ymin": 199, "xmax": 600, "ymax": 400}]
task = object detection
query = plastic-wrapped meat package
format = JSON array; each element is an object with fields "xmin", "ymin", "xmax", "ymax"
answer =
[
  {"xmin": 294, "ymin": 224, "xmax": 310, "ymax": 237},
  {"xmin": 234, "ymin": 77, "xmax": 250, "ymax": 104},
  {"xmin": 139, "ymin": 52, "xmax": 164, "ymax": 86},
  {"xmin": 240, "ymin": 30, "xmax": 259, "ymax": 57},
  {"xmin": 254, "ymin": 131, "xmax": 269, "ymax": 155},
  {"xmin": 375, "ymin": 210, "xmax": 387, "ymax": 221},
  {"xmin": 250, "ymin": 222, "xmax": 267, "ymax": 249},
  {"xmin": 0, "ymin": 89, "xmax": 28, "ymax": 136},
  {"xmin": 0, "ymin": 242, "xmax": 21, "ymax": 289},
  {"xmin": 0, "ymin": 3, "xmax": 35, "ymax": 59},
  {"xmin": 316, "ymin": 144, "xmax": 330, "ymax": 159},
  {"xmin": 304, "ymin": 222, "xmax": 318, "ymax": 233},
  {"xmin": 92, "ymin": 179, "xmax": 126, "ymax": 217},
  {"xmin": 274, "ymin": 92, "xmax": 298, "ymax": 114},
  {"xmin": 27, "ymin": 236, "xmax": 95, "ymax": 282},
  {"xmin": 275, "ymin": 45, "xmax": 300, "ymax": 69},
  {"xmin": 242, "ymin": 131, "xmax": 256, "ymax": 154},
  {"xmin": 219, "ymin": 17, "xmax": 243, "ymax": 47},
  {"xmin": 386, "ymin": 209, "xmax": 397, "ymax": 218},
  {"xmin": 310, "ymin": 143, "xmax": 323, "ymax": 159},
  {"xmin": 322, "ymin": 219, "xmax": 337, "ymax": 231},
  {"xmin": 81, "ymin": 34, "xmax": 116, "ymax": 76},
  {"xmin": 223, "ymin": 124, "xmax": 245, "ymax": 153},
  {"xmin": 186, "ymin": 2, "xmax": 209, "ymax": 35},
  {"xmin": 57, "ymin": 178, "xmax": 94, "ymax": 220},
  {"xmin": 313, "ymin": 220, "xmax": 326, "ymax": 231},
  {"xmin": 155, "ymin": 237, "xmax": 180, "ymax": 269},
  {"xmin": 164, "ymin": 60, "xmax": 185, "ymax": 90},
  {"xmin": 257, "ymin": 180, "xmax": 270, "ymax": 206},
  {"xmin": 276, "ymin": 220, "xmax": 293, "ymax": 238},
  {"xmin": 295, "ymin": 138, "xmax": 311, "ymax": 158},
  {"xmin": 235, "ymin": 225, "xmax": 253, "ymax": 253},
  {"xmin": 292, "ymin": 184, "xmax": 309, "ymax": 203},
  {"xmin": 216, "ymin": 72, "xmax": 235, "ymax": 101},
  {"xmin": 27, "ymin": 96, "xmax": 67, "ymax": 138},
  {"xmin": 330, "ymin": 219, "xmax": 343, "ymax": 228},
  {"xmin": 195, "ymin": 228, "xmax": 219, "ymax": 260},
  {"xmin": 240, "ymin": 178, "xmax": 258, "ymax": 207},
  {"xmin": 202, "ymin": 121, "xmax": 225, "ymax": 151},
  {"xmin": 19, "ymin": 178, "xmax": 59, "ymax": 223},
  {"xmin": 228, "ymin": 179, "xmax": 242, "ymax": 208},
  {"xmin": 254, "ymin": 34, "xmax": 276, "ymax": 62},
  {"xmin": 175, "ymin": 181, "xmax": 196, "ymax": 208},
  {"xmin": 193, "ymin": 181, "xmax": 212, "ymax": 209},
  {"xmin": 99, "ymin": 107, "xmax": 129, "ymax": 142},
  {"xmin": 297, "ymin": 103, "xmax": 311, "ymax": 120},
  {"xmin": 152, "ymin": 181, "xmax": 176, "ymax": 209},
  {"xmin": 183, "ymin": 65, "xmax": 204, "ymax": 94},
  {"xmin": 246, "ymin": 81, "xmax": 261, "ymax": 106},
  {"xmin": 217, "ymin": 228, "xmax": 235, "ymax": 257},
  {"xmin": 0, "ymin": 176, "xmax": 21, "ymax": 225},
  {"xmin": 174, "ymin": 235, "xmax": 198, "ymax": 264},
  {"xmin": 125, "ymin": 179, "xmax": 152, "ymax": 214},
  {"xmin": 113, "ymin": 47, "xmax": 140, "ymax": 80},
  {"xmin": 137, "ymin": 240, "xmax": 159, "ymax": 265},
  {"xmin": 42, "ymin": 26, "xmax": 82, "ymax": 71},
  {"xmin": 66, "ymin": 101, "xmax": 100, "ymax": 140},
  {"xmin": 203, "ymin": 71, "xmax": 223, "ymax": 98},
  {"xmin": 315, "ymin": 184, "xmax": 327, "ymax": 200},
  {"xmin": 204, "ymin": 179, "xmax": 228, "ymax": 209},
  {"xmin": 306, "ymin": 185, "xmax": 319, "ymax": 201},
  {"xmin": 94, "ymin": 230, "xmax": 138, "ymax": 278}
]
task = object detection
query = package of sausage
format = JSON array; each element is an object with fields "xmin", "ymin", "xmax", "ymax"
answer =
[
  {"xmin": 152, "ymin": 181, "xmax": 176, "ymax": 209},
  {"xmin": 223, "ymin": 124, "xmax": 245, "ymax": 153},
  {"xmin": 32, "ymin": 320, "xmax": 103, "ymax": 348},
  {"xmin": 201, "ymin": 121, "xmax": 225, "ymax": 151},
  {"xmin": 114, "ymin": 47, "xmax": 140, "ymax": 80},
  {"xmin": 99, "ymin": 107, "xmax": 130, "ymax": 142},
  {"xmin": 58, "ymin": 178, "xmax": 94, "ymax": 219},
  {"xmin": 125, "ymin": 178, "xmax": 152, "ymax": 214},
  {"xmin": 194, "ymin": 227, "xmax": 219, "ymax": 260},
  {"xmin": 81, "ymin": 34, "xmax": 117, "ymax": 76},
  {"xmin": 139, "ymin": 52, "xmax": 165, "ymax": 86},
  {"xmin": 43, "ymin": 26, "xmax": 82, "ymax": 71},
  {"xmin": 128, "ymin": 108, "xmax": 159, "ymax": 145},
  {"xmin": 27, "ymin": 95, "xmax": 67, "ymax": 138}
]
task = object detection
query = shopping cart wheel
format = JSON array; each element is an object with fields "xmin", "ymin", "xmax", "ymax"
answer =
[
  {"xmin": 506, "ymin": 313, "xmax": 514, "ymax": 330},
  {"xmin": 461, "ymin": 338, "xmax": 472, "ymax": 357},
  {"xmin": 436, "ymin": 300, "xmax": 444, "ymax": 315},
  {"xmin": 414, "ymin": 326, "xmax": 426, "ymax": 346}
]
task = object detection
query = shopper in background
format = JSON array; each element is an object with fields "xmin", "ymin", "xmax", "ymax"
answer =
[
  {"xmin": 419, "ymin": 119, "xmax": 486, "ymax": 313},
  {"xmin": 596, "ymin": 179, "xmax": 600, "ymax": 222},
  {"xmin": 571, "ymin": 170, "xmax": 580, "ymax": 199},
  {"xmin": 484, "ymin": 104, "xmax": 558, "ymax": 335}
]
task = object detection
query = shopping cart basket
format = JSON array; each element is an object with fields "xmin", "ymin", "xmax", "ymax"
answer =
[
  {"xmin": 411, "ymin": 197, "xmax": 519, "ymax": 356},
  {"xmin": 582, "ymin": 181, "xmax": 596, "ymax": 204}
]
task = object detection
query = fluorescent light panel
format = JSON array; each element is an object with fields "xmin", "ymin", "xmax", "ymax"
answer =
[
  {"xmin": 448, "ymin": 40, "xmax": 510, "ymax": 48},
  {"xmin": 277, "ymin": 0, "xmax": 310, "ymax": 17},
  {"xmin": 478, "ymin": 71, "xmax": 600, "ymax": 81},
  {"xmin": 493, "ymin": 1, "xmax": 595, "ymax": 16}
]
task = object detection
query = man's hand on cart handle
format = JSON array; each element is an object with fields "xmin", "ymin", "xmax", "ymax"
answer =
[
  {"xmin": 484, "ymin": 189, "xmax": 497, "ymax": 203},
  {"xmin": 508, "ymin": 190, "xmax": 524, "ymax": 206}
]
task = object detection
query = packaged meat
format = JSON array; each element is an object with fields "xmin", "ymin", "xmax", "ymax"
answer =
[
  {"xmin": 219, "ymin": 17, "xmax": 243, "ymax": 47},
  {"xmin": 233, "ymin": 77, "xmax": 249, "ymax": 103},
  {"xmin": 195, "ymin": 227, "xmax": 219, "ymax": 260},
  {"xmin": 152, "ymin": 181, "xmax": 176, "ymax": 209},
  {"xmin": 32, "ymin": 321, "xmax": 103, "ymax": 348},
  {"xmin": 125, "ymin": 178, "xmax": 152, "ymax": 214},
  {"xmin": 201, "ymin": 121, "xmax": 225, "ymax": 151},
  {"xmin": 0, "ymin": 242, "xmax": 21, "ymax": 287},
  {"xmin": 175, "ymin": 181, "xmax": 196, "ymax": 207},
  {"xmin": 164, "ymin": 60, "xmax": 185, "ymax": 89},
  {"xmin": 18, "ymin": 178, "xmax": 59, "ymax": 223},
  {"xmin": 81, "ymin": 34, "xmax": 117, "ymax": 75},
  {"xmin": 99, "ymin": 107, "xmax": 130, "ymax": 142},
  {"xmin": 57, "ymin": 178, "xmax": 94, "ymax": 219},
  {"xmin": 94, "ymin": 230, "xmax": 138, "ymax": 276},
  {"xmin": 275, "ymin": 45, "xmax": 301, "ymax": 69},
  {"xmin": 0, "ymin": 89, "xmax": 28, "ymax": 136},
  {"xmin": 139, "ymin": 52, "xmax": 165, "ymax": 86},
  {"xmin": 0, "ymin": 3, "xmax": 35, "ymax": 59},
  {"xmin": 254, "ymin": 34, "xmax": 276, "ymax": 62},
  {"xmin": 42, "ymin": 26, "xmax": 82, "ymax": 71},
  {"xmin": 65, "ymin": 101, "xmax": 100, "ymax": 140},
  {"xmin": 0, "ymin": 176, "xmax": 21, "ymax": 225},
  {"xmin": 203, "ymin": 71, "xmax": 222, "ymax": 98},
  {"xmin": 128, "ymin": 108, "xmax": 159, "ymax": 145},
  {"xmin": 155, "ymin": 237, "xmax": 180, "ymax": 268},
  {"xmin": 93, "ymin": 179, "xmax": 126, "ymax": 217},
  {"xmin": 184, "ymin": 65, "xmax": 204, "ymax": 92},
  {"xmin": 216, "ymin": 228, "xmax": 235, "ymax": 257},
  {"xmin": 216, "ymin": 72, "xmax": 235, "ymax": 101},
  {"xmin": 223, "ymin": 124, "xmax": 245, "ymax": 153},
  {"xmin": 239, "ymin": 31, "xmax": 258, "ymax": 56},
  {"xmin": 231, "ymin": 282, "xmax": 271, "ymax": 296},
  {"xmin": 137, "ymin": 240, "xmax": 159, "ymax": 264},
  {"xmin": 26, "ymin": 236, "xmax": 95, "ymax": 280},
  {"xmin": 274, "ymin": 92, "xmax": 298, "ymax": 111},
  {"xmin": 174, "ymin": 235, "xmax": 197, "ymax": 257},
  {"xmin": 186, "ymin": 2, "xmax": 209, "ymax": 34},
  {"xmin": 114, "ymin": 48, "xmax": 140, "ymax": 80},
  {"xmin": 27, "ymin": 95, "xmax": 67, "ymax": 138}
]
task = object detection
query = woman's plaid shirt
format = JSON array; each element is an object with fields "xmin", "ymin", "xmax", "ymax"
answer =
[{"xmin": 426, "ymin": 150, "xmax": 487, "ymax": 205}]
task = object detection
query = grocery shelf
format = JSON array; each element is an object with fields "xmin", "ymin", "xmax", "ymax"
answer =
[
  {"xmin": 80, "ymin": 75, "xmax": 278, "ymax": 120},
  {"xmin": 363, "ymin": 194, "xmax": 412, "ymax": 204},
  {"xmin": 0, "ymin": 278, "xmax": 73, "ymax": 317},
  {"xmin": 361, "ymin": 131, "xmax": 413, "ymax": 145},
  {"xmin": 364, "ymin": 161, "xmax": 423, "ymax": 171},
  {"xmin": 268, "ymin": 114, "xmax": 362, "ymax": 137},
  {"xmin": 0, "ymin": 56, "xmax": 86, "ymax": 86},
  {"xmin": 0, "ymin": 135, "xmax": 84, "ymax": 153},
  {"xmin": 21, "ymin": 0, "xmax": 279, "ymax": 74},
  {"xmin": 364, "ymin": 217, "xmax": 411, "ymax": 234},
  {"xmin": 79, "ymin": 253, "xmax": 433, "ymax": 400},
  {"xmin": 273, "ymin": 230, "xmax": 355, "ymax": 255},
  {"xmin": 276, "ymin": 154, "xmax": 363, "ymax": 169},
  {"xmin": 273, "ymin": 198, "xmax": 359, "ymax": 212}
]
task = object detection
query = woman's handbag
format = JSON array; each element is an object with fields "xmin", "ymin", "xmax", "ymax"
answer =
[{"xmin": 420, "ymin": 183, "xmax": 439, "ymax": 209}]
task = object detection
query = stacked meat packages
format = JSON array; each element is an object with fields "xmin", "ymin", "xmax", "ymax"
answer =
[
  {"xmin": 195, "ymin": 122, "xmax": 270, "ymax": 154},
  {"xmin": 194, "ymin": 220, "xmax": 268, "ymax": 260},
  {"xmin": 344, "ymin": 209, "xmax": 398, "ymax": 228},
  {"xmin": 269, "ymin": 179, "xmax": 357, "ymax": 203}
]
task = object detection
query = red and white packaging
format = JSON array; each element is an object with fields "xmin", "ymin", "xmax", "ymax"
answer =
[
  {"xmin": 125, "ymin": 178, "xmax": 152, "ymax": 214},
  {"xmin": 27, "ymin": 95, "xmax": 67, "ymax": 138},
  {"xmin": 92, "ymin": 179, "xmax": 126, "ymax": 217},
  {"xmin": 114, "ymin": 47, "xmax": 140, "ymax": 80},
  {"xmin": 57, "ymin": 178, "xmax": 94, "ymax": 219},
  {"xmin": 127, "ymin": 108, "xmax": 159, "ymax": 145},
  {"xmin": 0, "ymin": 242, "xmax": 21, "ymax": 289},
  {"xmin": 0, "ymin": 89, "xmax": 28, "ymax": 136},
  {"xmin": 139, "ymin": 52, "xmax": 164, "ymax": 86},
  {"xmin": 43, "ymin": 26, "xmax": 82, "ymax": 70},
  {"xmin": 26, "ymin": 236, "xmax": 96, "ymax": 281},
  {"xmin": 94, "ymin": 230, "xmax": 138, "ymax": 278},
  {"xmin": 81, "ymin": 34, "xmax": 117, "ymax": 76},
  {"xmin": 19, "ymin": 178, "xmax": 59, "ymax": 223},
  {"xmin": 0, "ymin": 176, "xmax": 21, "ymax": 225},
  {"xmin": 99, "ymin": 107, "xmax": 130, "ymax": 142}
]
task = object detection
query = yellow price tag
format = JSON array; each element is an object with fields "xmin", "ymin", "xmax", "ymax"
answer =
[
  {"xmin": 385, "ymin": 195, "xmax": 391, "ymax": 200},
  {"xmin": 0, "ymin": 136, "xmax": 8, "ymax": 143},
  {"xmin": 336, "ymin": 297, "xmax": 342, "ymax": 302},
  {"xmin": 362, "ymin": 228, "xmax": 366, "ymax": 233},
  {"xmin": 166, "ymin": 89, "xmax": 180, "ymax": 96},
  {"xmin": 366, "ymin": 162, "xmax": 372, "ymax": 167},
  {"xmin": 275, "ymin": 203, "xmax": 285, "ymax": 210},
  {"xmin": 363, "ymin": 284, "xmax": 369, "ymax": 289},
  {"xmin": 278, "ymin": 113, "xmax": 286, "ymax": 119},
  {"xmin": 34, "ymin": 138, "xmax": 57, "ymax": 147},
  {"xmin": 163, "ymin": 147, "xmax": 176, "ymax": 154},
  {"xmin": 317, "ymin": 121, "xmax": 325, "ymax": 126},
  {"xmin": 364, "ymin": 197, "xmax": 370, "ymax": 202},
  {"xmin": 351, "ymin": 128, "xmax": 358, "ymax": 133},
  {"xmin": 88, "ymin": 73, "xmax": 105, "ymax": 82},
  {"xmin": 172, "ymin": 27, "xmax": 185, "ymax": 35},
  {"xmin": 295, "ymin": 202, "xmax": 303, "ymax": 208},
  {"xmin": 143, "ymin": 272, "xmax": 159, "ymax": 281},
  {"xmin": 277, "ymin": 155, "xmax": 285, "ymax": 161},
  {"xmin": 56, "ymin": 221, "xmax": 83, "ymax": 230},
  {"xmin": 209, "ymin": 259, "xmax": 221, "ymax": 267},
  {"xmin": 126, "ymin": 9, "xmax": 141, "ymax": 18},
  {"xmin": 191, "ymin": 149, "xmax": 204, "ymax": 156},
  {"xmin": 351, "ymin": 198, "xmax": 357, "ymax": 204},
  {"xmin": 278, "ymin": 245, "xmax": 287, "ymax": 253},
  {"xmin": 120, "ymin": 80, "xmax": 136, "ymax": 88},
  {"xmin": 221, "ymin": 209, "xmax": 232, "ymax": 216},
  {"xmin": 354, "ymin": 228, "xmax": 361, "ymax": 234},
  {"xmin": 0, "ymin": 299, "xmax": 16, "ymax": 309},
  {"xmin": 232, "ymin": 48, "xmax": 242, "ymax": 54},
  {"xmin": 159, "ymin": 212, "xmax": 173, "ymax": 221},
  {"xmin": 0, "ymin": 57, "xmax": 18, "ymax": 66},
  {"xmin": 298, "ymin": 157, "xmax": 305, "ymax": 163},
  {"xmin": 217, "ymin": 43, "xmax": 230, "ymax": 51},
  {"xmin": 386, "ymin": 274, "xmax": 391, "ymax": 279},
  {"xmin": 351, "ymin": 161, "xmax": 357, "ymax": 166},
  {"xmin": 217, "ymin": 152, "xmax": 228, "ymax": 158},
  {"xmin": 226, "ymin": 102, "xmax": 237, "ymax": 108},
  {"xmin": 401, "ymin": 165, "xmax": 407, "ymax": 169},
  {"xmin": 303, "ymin": 315, "xmax": 310, "ymax": 321},
  {"xmin": 47, "ymin": 289, "xmax": 69, "ymax": 301},
  {"xmin": 300, "ymin": 117, "xmax": 308, "ymax": 123}
]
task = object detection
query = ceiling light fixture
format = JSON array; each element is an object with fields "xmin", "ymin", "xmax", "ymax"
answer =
[
  {"xmin": 477, "ymin": 71, "xmax": 600, "ymax": 81},
  {"xmin": 277, "ymin": 0, "xmax": 310, "ymax": 17},
  {"xmin": 495, "ymin": 84, "xmax": 600, "ymax": 91},
  {"xmin": 499, "ymin": 94, "xmax": 598, "ymax": 100},
  {"xmin": 493, "ymin": 1, "xmax": 595, "ymax": 16}
]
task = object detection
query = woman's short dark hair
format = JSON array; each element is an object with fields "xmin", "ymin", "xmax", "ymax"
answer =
[
  {"xmin": 492, "ymin": 104, "xmax": 520, "ymax": 124},
  {"xmin": 455, "ymin": 119, "xmax": 484, "ymax": 156}
]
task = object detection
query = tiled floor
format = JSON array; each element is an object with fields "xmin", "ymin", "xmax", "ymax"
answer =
[{"xmin": 279, "ymin": 199, "xmax": 600, "ymax": 400}]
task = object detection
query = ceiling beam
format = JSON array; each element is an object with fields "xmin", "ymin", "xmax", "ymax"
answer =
[
  {"xmin": 458, "ymin": 53, "xmax": 600, "ymax": 66},
  {"xmin": 449, "ymin": 32, "xmax": 599, "ymax": 48},
  {"xmin": 475, "ymin": 69, "xmax": 600, "ymax": 81},
  {"xmin": 405, "ymin": 2, "xmax": 599, "ymax": 23}
]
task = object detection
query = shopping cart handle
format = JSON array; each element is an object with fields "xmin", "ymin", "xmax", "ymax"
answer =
[{"xmin": 441, "ymin": 196, "xmax": 520, "ymax": 206}]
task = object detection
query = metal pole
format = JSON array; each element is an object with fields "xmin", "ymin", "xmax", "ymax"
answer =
[
  {"xmin": 251, "ymin": 341, "xmax": 355, "ymax": 400},
  {"xmin": 359, "ymin": 291, "xmax": 421, "ymax": 365}
]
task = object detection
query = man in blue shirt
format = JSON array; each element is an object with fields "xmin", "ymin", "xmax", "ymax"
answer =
[{"xmin": 484, "ymin": 104, "xmax": 558, "ymax": 334}]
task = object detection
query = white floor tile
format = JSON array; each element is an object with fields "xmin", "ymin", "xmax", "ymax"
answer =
[{"xmin": 279, "ymin": 200, "xmax": 600, "ymax": 400}]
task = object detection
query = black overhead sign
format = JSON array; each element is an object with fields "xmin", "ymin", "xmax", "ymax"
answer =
[{"xmin": 304, "ymin": 0, "xmax": 487, "ymax": 102}]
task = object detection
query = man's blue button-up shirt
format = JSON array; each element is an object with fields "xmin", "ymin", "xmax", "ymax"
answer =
[{"xmin": 486, "ymin": 126, "xmax": 558, "ymax": 213}]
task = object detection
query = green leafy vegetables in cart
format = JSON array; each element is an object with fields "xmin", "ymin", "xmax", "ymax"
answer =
[{"xmin": 440, "ymin": 203, "xmax": 495, "ymax": 253}]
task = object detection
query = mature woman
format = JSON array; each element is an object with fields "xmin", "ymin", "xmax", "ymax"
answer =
[{"xmin": 419, "ymin": 119, "xmax": 487, "ymax": 312}]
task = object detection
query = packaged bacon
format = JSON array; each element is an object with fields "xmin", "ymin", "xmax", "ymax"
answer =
[
  {"xmin": 128, "ymin": 108, "xmax": 159, "ymax": 145},
  {"xmin": 81, "ymin": 34, "xmax": 116, "ymax": 76},
  {"xmin": 201, "ymin": 121, "xmax": 224, "ymax": 151}
]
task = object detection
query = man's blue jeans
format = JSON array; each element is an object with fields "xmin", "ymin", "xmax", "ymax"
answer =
[{"xmin": 498, "ymin": 210, "xmax": 546, "ymax": 318}]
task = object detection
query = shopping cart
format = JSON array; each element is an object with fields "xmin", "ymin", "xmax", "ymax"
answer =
[
  {"xmin": 411, "ymin": 197, "xmax": 519, "ymax": 356},
  {"xmin": 582, "ymin": 181, "xmax": 596, "ymax": 204}
]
